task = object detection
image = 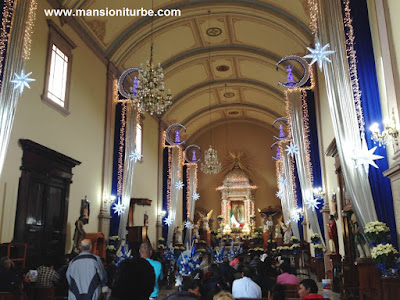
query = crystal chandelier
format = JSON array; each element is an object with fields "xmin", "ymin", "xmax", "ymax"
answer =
[
  {"xmin": 135, "ymin": 43, "xmax": 172, "ymax": 115},
  {"xmin": 201, "ymin": 145, "xmax": 222, "ymax": 174}
]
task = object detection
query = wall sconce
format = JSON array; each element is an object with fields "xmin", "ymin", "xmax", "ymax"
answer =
[
  {"xmin": 369, "ymin": 108, "xmax": 399, "ymax": 147},
  {"xmin": 103, "ymin": 194, "xmax": 116, "ymax": 205},
  {"xmin": 313, "ymin": 187, "xmax": 325, "ymax": 200}
]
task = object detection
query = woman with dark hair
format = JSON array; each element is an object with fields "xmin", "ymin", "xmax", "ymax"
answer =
[
  {"xmin": 267, "ymin": 284, "xmax": 285, "ymax": 300},
  {"xmin": 298, "ymin": 279, "xmax": 324, "ymax": 299}
]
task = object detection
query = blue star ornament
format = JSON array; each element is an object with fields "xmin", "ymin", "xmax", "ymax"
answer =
[
  {"xmin": 175, "ymin": 180, "xmax": 184, "ymax": 190},
  {"xmin": 285, "ymin": 142, "xmax": 299, "ymax": 158},
  {"xmin": 303, "ymin": 39, "xmax": 335, "ymax": 71},
  {"xmin": 192, "ymin": 192, "xmax": 200, "ymax": 201},
  {"xmin": 353, "ymin": 139, "xmax": 384, "ymax": 174},
  {"xmin": 129, "ymin": 149, "xmax": 142, "ymax": 163},
  {"xmin": 11, "ymin": 70, "xmax": 35, "ymax": 94}
]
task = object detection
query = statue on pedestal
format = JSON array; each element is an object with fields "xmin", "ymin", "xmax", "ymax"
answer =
[
  {"xmin": 199, "ymin": 210, "xmax": 213, "ymax": 232},
  {"xmin": 71, "ymin": 196, "xmax": 90, "ymax": 254},
  {"xmin": 350, "ymin": 213, "xmax": 370, "ymax": 258}
]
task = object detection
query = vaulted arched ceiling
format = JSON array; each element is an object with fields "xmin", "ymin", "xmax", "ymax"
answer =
[{"xmin": 60, "ymin": 0, "xmax": 313, "ymax": 138}]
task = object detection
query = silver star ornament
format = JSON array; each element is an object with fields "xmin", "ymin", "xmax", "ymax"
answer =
[
  {"xmin": 353, "ymin": 139, "xmax": 383, "ymax": 174},
  {"xmin": 175, "ymin": 180, "xmax": 184, "ymax": 190},
  {"xmin": 129, "ymin": 149, "xmax": 142, "ymax": 163},
  {"xmin": 285, "ymin": 142, "xmax": 299, "ymax": 158},
  {"xmin": 303, "ymin": 39, "xmax": 335, "ymax": 71},
  {"xmin": 11, "ymin": 70, "xmax": 35, "ymax": 94},
  {"xmin": 112, "ymin": 200, "xmax": 126, "ymax": 216},
  {"xmin": 164, "ymin": 215, "xmax": 174, "ymax": 226}
]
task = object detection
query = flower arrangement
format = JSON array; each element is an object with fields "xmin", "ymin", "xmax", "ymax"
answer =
[
  {"xmin": 290, "ymin": 244, "xmax": 301, "ymax": 250},
  {"xmin": 250, "ymin": 214, "xmax": 256, "ymax": 222},
  {"xmin": 200, "ymin": 240, "xmax": 206, "ymax": 244},
  {"xmin": 158, "ymin": 237, "xmax": 165, "ymax": 242},
  {"xmin": 217, "ymin": 215, "xmax": 224, "ymax": 221},
  {"xmin": 157, "ymin": 244, "xmax": 166, "ymax": 250},
  {"xmin": 310, "ymin": 233, "xmax": 321, "ymax": 244},
  {"xmin": 106, "ymin": 245, "xmax": 116, "ymax": 251},
  {"xmin": 109, "ymin": 236, "xmax": 120, "ymax": 241},
  {"xmin": 371, "ymin": 243, "xmax": 399, "ymax": 267},
  {"xmin": 313, "ymin": 244, "xmax": 324, "ymax": 253},
  {"xmin": 364, "ymin": 221, "xmax": 390, "ymax": 244},
  {"xmin": 290, "ymin": 236, "xmax": 300, "ymax": 243},
  {"xmin": 197, "ymin": 248, "xmax": 206, "ymax": 253}
]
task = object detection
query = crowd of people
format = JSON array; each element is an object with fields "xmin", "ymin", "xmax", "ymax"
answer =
[{"xmin": 0, "ymin": 239, "xmax": 326, "ymax": 300}]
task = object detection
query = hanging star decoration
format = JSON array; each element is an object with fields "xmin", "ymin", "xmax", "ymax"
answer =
[
  {"xmin": 129, "ymin": 149, "xmax": 142, "ymax": 163},
  {"xmin": 305, "ymin": 197, "xmax": 321, "ymax": 211},
  {"xmin": 276, "ymin": 189, "xmax": 284, "ymax": 199},
  {"xmin": 185, "ymin": 220, "xmax": 194, "ymax": 229},
  {"xmin": 192, "ymin": 192, "xmax": 200, "ymax": 201},
  {"xmin": 164, "ymin": 215, "xmax": 174, "ymax": 226},
  {"xmin": 303, "ymin": 39, "xmax": 335, "ymax": 71},
  {"xmin": 11, "ymin": 70, "xmax": 35, "ymax": 94},
  {"xmin": 285, "ymin": 142, "xmax": 299, "ymax": 158},
  {"xmin": 278, "ymin": 175, "xmax": 287, "ymax": 186},
  {"xmin": 112, "ymin": 199, "xmax": 125, "ymax": 216},
  {"xmin": 353, "ymin": 138, "xmax": 384, "ymax": 174},
  {"xmin": 175, "ymin": 180, "xmax": 184, "ymax": 190},
  {"xmin": 290, "ymin": 210, "xmax": 300, "ymax": 222}
]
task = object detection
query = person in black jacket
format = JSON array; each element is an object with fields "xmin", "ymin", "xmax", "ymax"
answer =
[{"xmin": 163, "ymin": 277, "xmax": 201, "ymax": 300}]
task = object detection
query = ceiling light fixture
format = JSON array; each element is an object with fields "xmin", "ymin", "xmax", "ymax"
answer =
[{"xmin": 134, "ymin": 0, "xmax": 172, "ymax": 115}]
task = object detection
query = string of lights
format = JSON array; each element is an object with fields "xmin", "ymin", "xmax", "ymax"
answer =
[
  {"xmin": 301, "ymin": 89, "xmax": 314, "ymax": 186},
  {"xmin": 167, "ymin": 147, "xmax": 172, "ymax": 211},
  {"xmin": 22, "ymin": 0, "xmax": 37, "ymax": 60},
  {"xmin": 307, "ymin": 0, "xmax": 319, "ymax": 36},
  {"xmin": 117, "ymin": 102, "xmax": 127, "ymax": 196},
  {"xmin": 343, "ymin": 0, "xmax": 364, "ymax": 134},
  {"xmin": 0, "ymin": 0, "xmax": 15, "ymax": 89}
]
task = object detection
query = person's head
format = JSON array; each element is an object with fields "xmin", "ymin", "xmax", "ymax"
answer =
[
  {"xmin": 0, "ymin": 256, "xmax": 11, "ymax": 269},
  {"xmin": 111, "ymin": 258, "xmax": 155, "ymax": 300},
  {"xmin": 182, "ymin": 277, "xmax": 201, "ymax": 296},
  {"xmin": 213, "ymin": 290, "xmax": 234, "ymax": 300},
  {"xmin": 242, "ymin": 265, "xmax": 253, "ymax": 278},
  {"xmin": 139, "ymin": 242, "xmax": 153, "ymax": 259},
  {"xmin": 268, "ymin": 284, "xmax": 285, "ymax": 300},
  {"xmin": 280, "ymin": 261, "xmax": 291, "ymax": 274},
  {"xmin": 298, "ymin": 279, "xmax": 319, "ymax": 298},
  {"xmin": 79, "ymin": 239, "xmax": 92, "ymax": 252}
]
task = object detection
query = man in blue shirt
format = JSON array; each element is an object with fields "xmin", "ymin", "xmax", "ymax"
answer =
[{"xmin": 140, "ymin": 242, "xmax": 163, "ymax": 299}]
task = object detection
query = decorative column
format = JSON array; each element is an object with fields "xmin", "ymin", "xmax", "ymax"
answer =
[
  {"xmin": 221, "ymin": 199, "xmax": 230, "ymax": 227},
  {"xmin": 98, "ymin": 62, "xmax": 119, "ymax": 239}
]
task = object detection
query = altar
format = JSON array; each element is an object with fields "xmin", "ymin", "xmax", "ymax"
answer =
[{"xmin": 216, "ymin": 166, "xmax": 257, "ymax": 234}]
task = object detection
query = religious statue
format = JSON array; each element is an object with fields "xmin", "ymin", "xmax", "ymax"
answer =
[
  {"xmin": 280, "ymin": 221, "xmax": 292, "ymax": 244},
  {"xmin": 174, "ymin": 222, "xmax": 185, "ymax": 245},
  {"xmin": 71, "ymin": 197, "xmax": 90, "ymax": 254},
  {"xmin": 328, "ymin": 214, "xmax": 339, "ymax": 254},
  {"xmin": 231, "ymin": 204, "xmax": 244, "ymax": 227},
  {"xmin": 350, "ymin": 213, "xmax": 370, "ymax": 259},
  {"xmin": 274, "ymin": 223, "xmax": 282, "ymax": 239},
  {"xmin": 174, "ymin": 129, "xmax": 181, "ymax": 144},
  {"xmin": 198, "ymin": 210, "xmax": 213, "ymax": 232},
  {"xmin": 192, "ymin": 219, "xmax": 201, "ymax": 242}
]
